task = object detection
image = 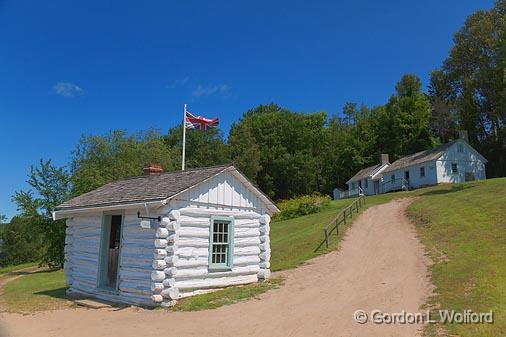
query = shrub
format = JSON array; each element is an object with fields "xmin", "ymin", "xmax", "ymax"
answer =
[{"xmin": 274, "ymin": 193, "xmax": 331, "ymax": 221}]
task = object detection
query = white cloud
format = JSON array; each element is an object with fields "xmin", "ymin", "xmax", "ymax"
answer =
[
  {"xmin": 53, "ymin": 82, "xmax": 84, "ymax": 97},
  {"xmin": 192, "ymin": 83, "xmax": 230, "ymax": 98},
  {"xmin": 169, "ymin": 76, "xmax": 190, "ymax": 88}
]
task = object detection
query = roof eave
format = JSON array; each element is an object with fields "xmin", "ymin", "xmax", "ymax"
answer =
[
  {"xmin": 52, "ymin": 199, "xmax": 167, "ymax": 220},
  {"xmin": 370, "ymin": 163, "xmax": 390, "ymax": 179},
  {"xmin": 228, "ymin": 168, "xmax": 280, "ymax": 215},
  {"xmin": 53, "ymin": 164, "xmax": 280, "ymax": 219}
]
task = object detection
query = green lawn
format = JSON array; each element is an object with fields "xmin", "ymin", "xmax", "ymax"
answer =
[
  {"xmin": 407, "ymin": 178, "xmax": 506, "ymax": 337},
  {"xmin": 1, "ymin": 269, "xmax": 71, "ymax": 313}
]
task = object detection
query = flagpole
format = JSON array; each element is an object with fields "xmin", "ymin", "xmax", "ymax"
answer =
[{"xmin": 181, "ymin": 103, "xmax": 187, "ymax": 170}]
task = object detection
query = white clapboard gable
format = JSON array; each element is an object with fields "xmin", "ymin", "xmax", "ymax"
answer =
[{"xmin": 171, "ymin": 169, "xmax": 266, "ymax": 212}]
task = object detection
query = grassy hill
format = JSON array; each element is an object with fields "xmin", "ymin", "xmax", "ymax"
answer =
[{"xmin": 407, "ymin": 178, "xmax": 506, "ymax": 337}]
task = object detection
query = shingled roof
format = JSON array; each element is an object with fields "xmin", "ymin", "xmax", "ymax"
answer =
[
  {"xmin": 383, "ymin": 141, "xmax": 457, "ymax": 173},
  {"xmin": 55, "ymin": 165, "xmax": 278, "ymax": 214},
  {"xmin": 346, "ymin": 163, "xmax": 385, "ymax": 184}
]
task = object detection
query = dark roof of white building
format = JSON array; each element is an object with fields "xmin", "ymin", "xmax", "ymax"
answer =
[
  {"xmin": 382, "ymin": 141, "xmax": 456, "ymax": 173},
  {"xmin": 55, "ymin": 165, "xmax": 278, "ymax": 214},
  {"xmin": 346, "ymin": 163, "xmax": 386, "ymax": 184},
  {"xmin": 382, "ymin": 139, "xmax": 487, "ymax": 173}
]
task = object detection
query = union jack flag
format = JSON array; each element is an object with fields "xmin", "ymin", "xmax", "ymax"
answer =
[{"xmin": 185, "ymin": 111, "xmax": 219, "ymax": 130}]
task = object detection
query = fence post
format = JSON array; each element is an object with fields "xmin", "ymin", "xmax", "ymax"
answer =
[
  {"xmin": 335, "ymin": 217, "xmax": 339, "ymax": 236},
  {"xmin": 324, "ymin": 228, "xmax": 329, "ymax": 248},
  {"xmin": 359, "ymin": 197, "xmax": 362, "ymax": 208},
  {"xmin": 350, "ymin": 205, "xmax": 353, "ymax": 218},
  {"xmin": 343, "ymin": 209, "xmax": 347, "ymax": 225}
]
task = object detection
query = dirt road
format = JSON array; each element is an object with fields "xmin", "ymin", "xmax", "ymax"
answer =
[{"xmin": 0, "ymin": 198, "xmax": 432, "ymax": 337}]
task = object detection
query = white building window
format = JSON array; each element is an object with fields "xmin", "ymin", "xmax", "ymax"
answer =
[
  {"xmin": 457, "ymin": 144, "xmax": 464, "ymax": 153},
  {"xmin": 364, "ymin": 179, "xmax": 368, "ymax": 189},
  {"xmin": 209, "ymin": 216, "xmax": 234, "ymax": 270},
  {"xmin": 391, "ymin": 174, "xmax": 395, "ymax": 184},
  {"xmin": 451, "ymin": 163, "xmax": 458, "ymax": 174},
  {"xmin": 420, "ymin": 167, "xmax": 425, "ymax": 177}
]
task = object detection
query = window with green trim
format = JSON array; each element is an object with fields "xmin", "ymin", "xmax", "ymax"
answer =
[{"xmin": 209, "ymin": 216, "xmax": 234, "ymax": 270}]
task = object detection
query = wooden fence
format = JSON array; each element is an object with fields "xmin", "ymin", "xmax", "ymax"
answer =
[{"xmin": 321, "ymin": 195, "xmax": 366, "ymax": 249}]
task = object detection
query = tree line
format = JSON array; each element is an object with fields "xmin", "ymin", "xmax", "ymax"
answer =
[{"xmin": 1, "ymin": 0, "xmax": 504, "ymax": 267}]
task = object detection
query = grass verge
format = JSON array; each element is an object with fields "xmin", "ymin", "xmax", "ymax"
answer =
[
  {"xmin": 407, "ymin": 178, "xmax": 506, "ymax": 337},
  {"xmin": 1, "ymin": 269, "xmax": 71, "ymax": 313},
  {"xmin": 172, "ymin": 277, "xmax": 284, "ymax": 311}
]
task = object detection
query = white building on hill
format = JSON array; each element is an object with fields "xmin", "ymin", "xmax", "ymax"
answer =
[{"xmin": 347, "ymin": 131, "xmax": 487, "ymax": 196}]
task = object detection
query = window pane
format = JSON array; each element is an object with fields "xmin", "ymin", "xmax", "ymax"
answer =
[{"xmin": 210, "ymin": 218, "xmax": 232, "ymax": 268}]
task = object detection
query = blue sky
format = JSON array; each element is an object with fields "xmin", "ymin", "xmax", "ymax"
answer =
[{"xmin": 0, "ymin": 0, "xmax": 493, "ymax": 219}]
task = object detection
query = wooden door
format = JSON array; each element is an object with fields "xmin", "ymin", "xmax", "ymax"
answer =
[
  {"xmin": 374, "ymin": 181, "xmax": 379, "ymax": 194},
  {"xmin": 99, "ymin": 214, "xmax": 122, "ymax": 290},
  {"xmin": 106, "ymin": 215, "xmax": 122, "ymax": 288}
]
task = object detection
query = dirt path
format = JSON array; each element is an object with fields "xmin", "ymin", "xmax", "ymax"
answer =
[
  {"xmin": 0, "ymin": 198, "xmax": 432, "ymax": 337},
  {"xmin": 0, "ymin": 266, "xmax": 42, "ymax": 297}
]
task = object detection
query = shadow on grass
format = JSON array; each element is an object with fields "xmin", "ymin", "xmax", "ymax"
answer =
[
  {"xmin": 34, "ymin": 287, "xmax": 68, "ymax": 299},
  {"xmin": 34, "ymin": 288, "xmax": 133, "ymax": 311},
  {"xmin": 418, "ymin": 183, "xmax": 474, "ymax": 196},
  {"xmin": 8, "ymin": 267, "xmax": 60, "ymax": 277}
]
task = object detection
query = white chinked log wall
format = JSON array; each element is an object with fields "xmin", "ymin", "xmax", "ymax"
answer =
[
  {"xmin": 65, "ymin": 170, "xmax": 272, "ymax": 307},
  {"xmin": 64, "ymin": 215, "xmax": 102, "ymax": 293},
  {"xmin": 152, "ymin": 171, "xmax": 272, "ymax": 307}
]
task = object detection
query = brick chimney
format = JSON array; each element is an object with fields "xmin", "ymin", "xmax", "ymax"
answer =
[
  {"xmin": 380, "ymin": 153, "xmax": 389, "ymax": 165},
  {"xmin": 143, "ymin": 163, "xmax": 163, "ymax": 175},
  {"xmin": 458, "ymin": 130, "xmax": 469, "ymax": 143}
]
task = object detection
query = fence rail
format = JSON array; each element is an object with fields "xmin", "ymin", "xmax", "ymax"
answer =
[
  {"xmin": 381, "ymin": 177, "xmax": 409, "ymax": 194},
  {"xmin": 321, "ymin": 195, "xmax": 366, "ymax": 250}
]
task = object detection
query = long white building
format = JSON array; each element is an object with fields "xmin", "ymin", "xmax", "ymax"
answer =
[{"xmin": 347, "ymin": 131, "xmax": 487, "ymax": 196}]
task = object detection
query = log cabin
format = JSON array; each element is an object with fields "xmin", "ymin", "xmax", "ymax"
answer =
[{"xmin": 53, "ymin": 164, "xmax": 279, "ymax": 307}]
